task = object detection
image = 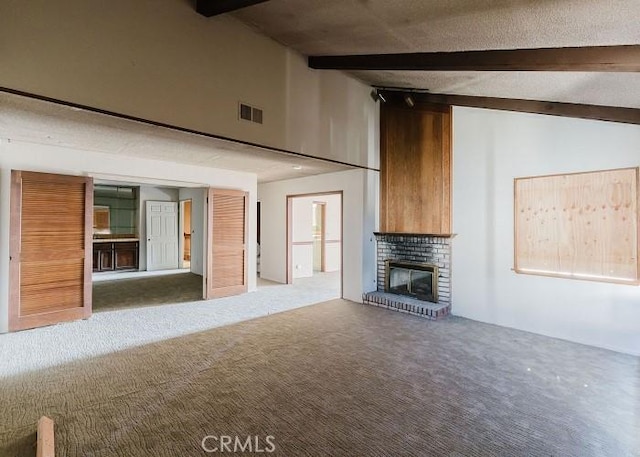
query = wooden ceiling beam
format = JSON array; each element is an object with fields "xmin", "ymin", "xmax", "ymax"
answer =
[
  {"xmin": 309, "ymin": 45, "xmax": 640, "ymax": 72},
  {"xmin": 378, "ymin": 90, "xmax": 640, "ymax": 125},
  {"xmin": 196, "ymin": 0, "xmax": 270, "ymax": 17}
]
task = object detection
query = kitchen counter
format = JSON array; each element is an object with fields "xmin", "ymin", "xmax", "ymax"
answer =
[{"xmin": 93, "ymin": 238, "xmax": 139, "ymax": 243}]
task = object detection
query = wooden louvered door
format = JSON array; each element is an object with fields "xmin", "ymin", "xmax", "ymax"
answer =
[
  {"xmin": 10, "ymin": 171, "xmax": 93, "ymax": 331},
  {"xmin": 206, "ymin": 188, "xmax": 248, "ymax": 299}
]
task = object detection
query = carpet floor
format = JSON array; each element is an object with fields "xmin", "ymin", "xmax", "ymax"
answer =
[
  {"xmin": 0, "ymin": 300, "xmax": 638, "ymax": 456},
  {"xmin": 0, "ymin": 272, "xmax": 340, "ymax": 377},
  {"xmin": 92, "ymin": 272, "xmax": 204, "ymax": 311}
]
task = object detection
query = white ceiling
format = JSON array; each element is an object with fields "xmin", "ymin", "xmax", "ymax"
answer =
[
  {"xmin": 232, "ymin": 0, "xmax": 640, "ymax": 108},
  {"xmin": 0, "ymin": 92, "xmax": 352, "ymax": 183}
]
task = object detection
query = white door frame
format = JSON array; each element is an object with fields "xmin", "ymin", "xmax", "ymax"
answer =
[
  {"xmin": 179, "ymin": 199, "xmax": 193, "ymax": 270},
  {"xmin": 286, "ymin": 191, "xmax": 343, "ymax": 297}
]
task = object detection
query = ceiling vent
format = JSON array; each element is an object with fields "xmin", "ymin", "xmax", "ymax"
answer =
[{"xmin": 239, "ymin": 102, "xmax": 263, "ymax": 124}]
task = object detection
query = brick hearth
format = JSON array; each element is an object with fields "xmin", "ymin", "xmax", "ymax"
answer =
[
  {"xmin": 363, "ymin": 233, "xmax": 452, "ymax": 320},
  {"xmin": 362, "ymin": 291, "xmax": 450, "ymax": 320}
]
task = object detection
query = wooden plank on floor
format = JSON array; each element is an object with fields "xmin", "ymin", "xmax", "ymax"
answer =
[{"xmin": 36, "ymin": 416, "xmax": 54, "ymax": 457}]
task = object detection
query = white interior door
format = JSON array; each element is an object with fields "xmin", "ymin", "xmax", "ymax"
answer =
[{"xmin": 146, "ymin": 201, "xmax": 179, "ymax": 271}]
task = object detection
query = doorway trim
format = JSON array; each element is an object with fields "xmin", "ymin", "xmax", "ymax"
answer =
[
  {"xmin": 179, "ymin": 198, "xmax": 193, "ymax": 270},
  {"xmin": 286, "ymin": 191, "xmax": 343, "ymax": 297},
  {"xmin": 312, "ymin": 201, "xmax": 327, "ymax": 272}
]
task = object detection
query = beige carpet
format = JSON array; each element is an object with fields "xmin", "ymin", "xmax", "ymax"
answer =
[
  {"xmin": 92, "ymin": 273, "xmax": 203, "ymax": 311},
  {"xmin": 0, "ymin": 300, "xmax": 638, "ymax": 456}
]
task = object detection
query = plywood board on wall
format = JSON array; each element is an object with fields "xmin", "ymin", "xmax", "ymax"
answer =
[{"xmin": 514, "ymin": 167, "xmax": 639, "ymax": 284}]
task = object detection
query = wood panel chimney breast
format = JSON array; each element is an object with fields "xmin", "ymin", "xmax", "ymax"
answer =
[{"xmin": 380, "ymin": 98, "xmax": 452, "ymax": 235}]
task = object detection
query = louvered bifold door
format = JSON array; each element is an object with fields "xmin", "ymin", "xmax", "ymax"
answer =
[
  {"xmin": 9, "ymin": 171, "xmax": 93, "ymax": 331},
  {"xmin": 207, "ymin": 188, "xmax": 248, "ymax": 299}
]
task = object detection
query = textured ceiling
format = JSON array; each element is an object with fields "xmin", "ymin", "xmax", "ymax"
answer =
[
  {"xmin": 351, "ymin": 71, "xmax": 640, "ymax": 109},
  {"xmin": 0, "ymin": 93, "xmax": 352, "ymax": 183},
  {"xmin": 232, "ymin": 0, "xmax": 640, "ymax": 108}
]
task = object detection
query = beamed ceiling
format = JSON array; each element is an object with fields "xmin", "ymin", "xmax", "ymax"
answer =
[{"xmin": 228, "ymin": 0, "xmax": 640, "ymax": 112}]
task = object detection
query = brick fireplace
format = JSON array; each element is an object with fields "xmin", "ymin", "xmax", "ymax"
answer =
[
  {"xmin": 363, "ymin": 233, "xmax": 452, "ymax": 319},
  {"xmin": 371, "ymin": 99, "xmax": 453, "ymax": 319}
]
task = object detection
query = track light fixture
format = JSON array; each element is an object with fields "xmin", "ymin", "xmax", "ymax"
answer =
[
  {"xmin": 404, "ymin": 94, "xmax": 415, "ymax": 108},
  {"xmin": 370, "ymin": 89, "xmax": 387, "ymax": 103}
]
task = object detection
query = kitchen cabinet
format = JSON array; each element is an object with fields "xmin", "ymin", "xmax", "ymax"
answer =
[{"xmin": 93, "ymin": 240, "xmax": 139, "ymax": 272}]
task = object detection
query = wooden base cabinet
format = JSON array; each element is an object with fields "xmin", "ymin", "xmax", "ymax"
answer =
[
  {"xmin": 115, "ymin": 242, "xmax": 138, "ymax": 270},
  {"xmin": 93, "ymin": 241, "xmax": 139, "ymax": 272}
]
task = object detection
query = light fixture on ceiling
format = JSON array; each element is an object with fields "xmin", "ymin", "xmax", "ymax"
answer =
[
  {"xmin": 370, "ymin": 89, "xmax": 387, "ymax": 103},
  {"xmin": 404, "ymin": 94, "xmax": 415, "ymax": 108},
  {"xmin": 292, "ymin": 165, "xmax": 303, "ymax": 170}
]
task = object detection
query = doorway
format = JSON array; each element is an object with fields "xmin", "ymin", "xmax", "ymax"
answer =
[
  {"xmin": 92, "ymin": 183, "xmax": 206, "ymax": 312},
  {"xmin": 257, "ymin": 201, "xmax": 261, "ymax": 276},
  {"xmin": 9, "ymin": 169, "xmax": 251, "ymax": 328},
  {"xmin": 180, "ymin": 199, "xmax": 192, "ymax": 270},
  {"xmin": 286, "ymin": 192, "xmax": 343, "ymax": 298}
]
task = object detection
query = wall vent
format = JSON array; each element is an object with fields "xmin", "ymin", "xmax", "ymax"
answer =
[
  {"xmin": 239, "ymin": 103, "xmax": 252, "ymax": 121},
  {"xmin": 238, "ymin": 102, "xmax": 263, "ymax": 124},
  {"xmin": 252, "ymin": 107, "xmax": 263, "ymax": 124}
]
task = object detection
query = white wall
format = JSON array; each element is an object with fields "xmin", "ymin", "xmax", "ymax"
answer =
[
  {"xmin": 0, "ymin": 138, "xmax": 258, "ymax": 333},
  {"xmin": 284, "ymin": 52, "xmax": 380, "ymax": 169},
  {"xmin": 179, "ymin": 188, "xmax": 206, "ymax": 276},
  {"xmin": 453, "ymin": 107, "xmax": 640, "ymax": 355},
  {"xmin": 0, "ymin": 0, "xmax": 379, "ymax": 169},
  {"xmin": 0, "ymin": 0, "xmax": 286, "ymax": 149},
  {"xmin": 258, "ymin": 169, "xmax": 378, "ymax": 303},
  {"xmin": 138, "ymin": 186, "xmax": 179, "ymax": 271}
]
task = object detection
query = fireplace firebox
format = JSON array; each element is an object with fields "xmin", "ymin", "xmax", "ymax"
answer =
[
  {"xmin": 385, "ymin": 260, "xmax": 438, "ymax": 303},
  {"xmin": 363, "ymin": 234, "xmax": 450, "ymax": 319}
]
